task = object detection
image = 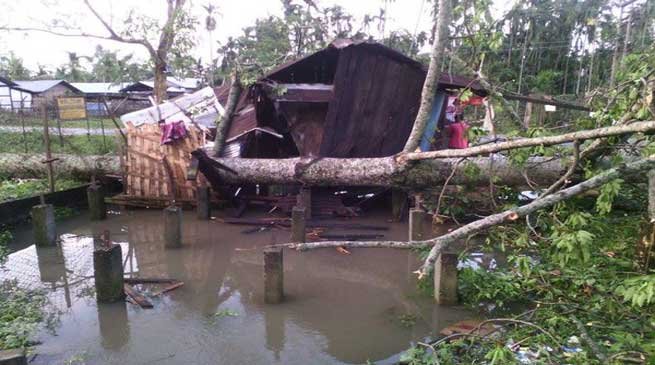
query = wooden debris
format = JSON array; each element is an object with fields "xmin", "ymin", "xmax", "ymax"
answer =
[
  {"xmin": 124, "ymin": 284, "xmax": 153, "ymax": 308},
  {"xmin": 152, "ymin": 281, "xmax": 185, "ymax": 296},
  {"xmin": 319, "ymin": 233, "xmax": 385, "ymax": 240},
  {"xmin": 106, "ymin": 194, "xmax": 197, "ymax": 209},
  {"xmin": 439, "ymin": 319, "xmax": 498, "ymax": 337},
  {"xmin": 222, "ymin": 217, "xmax": 388, "ymax": 231},
  {"xmin": 336, "ymin": 246, "xmax": 351, "ymax": 255},
  {"xmin": 240, "ymin": 226, "xmax": 271, "ymax": 234},
  {"xmin": 124, "ymin": 277, "xmax": 177, "ymax": 284}
]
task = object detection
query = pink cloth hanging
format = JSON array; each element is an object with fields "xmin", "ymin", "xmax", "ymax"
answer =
[{"xmin": 160, "ymin": 121, "xmax": 188, "ymax": 145}]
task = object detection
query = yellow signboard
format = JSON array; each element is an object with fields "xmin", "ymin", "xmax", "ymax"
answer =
[{"xmin": 57, "ymin": 97, "xmax": 87, "ymax": 120}]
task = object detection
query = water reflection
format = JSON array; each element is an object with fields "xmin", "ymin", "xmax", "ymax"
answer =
[
  {"xmin": 264, "ymin": 306, "xmax": 286, "ymax": 360},
  {"xmin": 2, "ymin": 210, "xmax": 472, "ymax": 365},
  {"xmin": 97, "ymin": 301, "xmax": 130, "ymax": 350}
]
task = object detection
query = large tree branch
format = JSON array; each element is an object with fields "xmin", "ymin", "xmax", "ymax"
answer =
[
  {"xmin": 540, "ymin": 139, "xmax": 580, "ymax": 197},
  {"xmin": 417, "ymin": 155, "xmax": 655, "ymax": 276},
  {"xmin": 83, "ymin": 0, "xmax": 156, "ymax": 57},
  {"xmin": 402, "ymin": 0, "xmax": 451, "ymax": 152},
  {"xmin": 213, "ymin": 72, "xmax": 242, "ymax": 156},
  {"xmin": 278, "ymin": 156, "xmax": 655, "ymax": 278},
  {"xmin": 1, "ymin": 6, "xmax": 156, "ymax": 58},
  {"xmin": 404, "ymin": 120, "xmax": 655, "ymax": 160},
  {"xmin": 157, "ymin": 0, "xmax": 185, "ymax": 58}
]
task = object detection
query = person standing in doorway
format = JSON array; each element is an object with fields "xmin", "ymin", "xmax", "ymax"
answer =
[{"xmin": 446, "ymin": 113, "xmax": 469, "ymax": 149}]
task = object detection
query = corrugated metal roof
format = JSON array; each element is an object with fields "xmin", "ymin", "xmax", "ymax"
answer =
[
  {"xmin": 0, "ymin": 76, "xmax": 17, "ymax": 87},
  {"xmin": 120, "ymin": 86, "xmax": 222, "ymax": 128},
  {"xmin": 132, "ymin": 81, "xmax": 187, "ymax": 93},
  {"xmin": 167, "ymin": 77, "xmax": 200, "ymax": 90},
  {"xmin": 71, "ymin": 82, "xmax": 130, "ymax": 94},
  {"xmin": 262, "ymin": 39, "xmax": 486, "ymax": 95},
  {"xmin": 14, "ymin": 80, "xmax": 80, "ymax": 93}
]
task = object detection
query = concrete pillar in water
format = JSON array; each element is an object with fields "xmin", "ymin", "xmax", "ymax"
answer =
[
  {"xmin": 409, "ymin": 208, "xmax": 426, "ymax": 241},
  {"xmin": 164, "ymin": 205, "xmax": 182, "ymax": 248},
  {"xmin": 264, "ymin": 247, "xmax": 284, "ymax": 304},
  {"xmin": 98, "ymin": 301, "xmax": 130, "ymax": 350},
  {"xmin": 391, "ymin": 189, "xmax": 408, "ymax": 222},
  {"xmin": 0, "ymin": 349, "xmax": 26, "ymax": 365},
  {"xmin": 434, "ymin": 252, "xmax": 458, "ymax": 305},
  {"xmin": 93, "ymin": 244, "xmax": 125, "ymax": 303},
  {"xmin": 291, "ymin": 206, "xmax": 306, "ymax": 243},
  {"xmin": 297, "ymin": 187, "xmax": 311, "ymax": 219},
  {"xmin": 196, "ymin": 186, "xmax": 211, "ymax": 220},
  {"xmin": 32, "ymin": 203, "xmax": 56, "ymax": 246},
  {"xmin": 87, "ymin": 183, "xmax": 107, "ymax": 220}
]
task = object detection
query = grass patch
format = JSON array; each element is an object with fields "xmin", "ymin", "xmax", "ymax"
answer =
[
  {"xmin": 0, "ymin": 281, "xmax": 47, "ymax": 350},
  {"xmin": 0, "ymin": 131, "xmax": 119, "ymax": 155},
  {"xmin": 0, "ymin": 178, "xmax": 85, "ymax": 202},
  {"xmin": 0, "ymin": 114, "xmax": 117, "ymax": 130}
]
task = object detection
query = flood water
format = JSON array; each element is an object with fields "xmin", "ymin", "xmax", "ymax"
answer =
[{"xmin": 1, "ymin": 208, "xmax": 471, "ymax": 365}]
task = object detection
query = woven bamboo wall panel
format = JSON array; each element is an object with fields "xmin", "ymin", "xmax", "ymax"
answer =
[{"xmin": 124, "ymin": 122, "xmax": 207, "ymax": 202}]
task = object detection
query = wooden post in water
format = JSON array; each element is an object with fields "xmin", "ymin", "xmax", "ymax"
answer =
[
  {"xmin": 93, "ymin": 243, "xmax": 125, "ymax": 303},
  {"xmin": 291, "ymin": 206, "xmax": 306, "ymax": 243},
  {"xmin": 87, "ymin": 182, "xmax": 107, "ymax": 220},
  {"xmin": 42, "ymin": 104, "xmax": 55, "ymax": 193},
  {"xmin": 434, "ymin": 253, "xmax": 459, "ymax": 305},
  {"xmin": 409, "ymin": 208, "xmax": 426, "ymax": 241},
  {"xmin": 32, "ymin": 197, "xmax": 56, "ymax": 246},
  {"xmin": 391, "ymin": 188, "xmax": 408, "ymax": 222},
  {"xmin": 164, "ymin": 205, "xmax": 183, "ymax": 248},
  {"xmin": 297, "ymin": 187, "xmax": 312, "ymax": 219},
  {"xmin": 196, "ymin": 186, "xmax": 211, "ymax": 220},
  {"xmin": 264, "ymin": 247, "xmax": 284, "ymax": 304}
]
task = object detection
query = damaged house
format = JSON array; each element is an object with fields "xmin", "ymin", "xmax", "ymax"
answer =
[
  {"xmin": 200, "ymin": 39, "xmax": 488, "ymax": 216},
  {"xmin": 214, "ymin": 39, "xmax": 487, "ymax": 160}
]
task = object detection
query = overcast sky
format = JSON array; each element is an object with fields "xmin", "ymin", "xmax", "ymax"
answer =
[{"xmin": 0, "ymin": 0, "xmax": 513, "ymax": 71}]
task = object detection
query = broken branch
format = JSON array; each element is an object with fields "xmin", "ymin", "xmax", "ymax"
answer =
[{"xmin": 404, "ymin": 120, "xmax": 655, "ymax": 160}]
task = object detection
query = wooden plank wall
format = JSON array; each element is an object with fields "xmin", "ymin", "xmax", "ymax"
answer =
[
  {"xmin": 319, "ymin": 46, "xmax": 425, "ymax": 157},
  {"xmin": 124, "ymin": 122, "xmax": 207, "ymax": 203}
]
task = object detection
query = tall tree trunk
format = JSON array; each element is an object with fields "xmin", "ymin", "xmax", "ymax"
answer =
[
  {"xmin": 195, "ymin": 150, "xmax": 567, "ymax": 189},
  {"xmin": 609, "ymin": 5, "xmax": 625, "ymax": 89},
  {"xmin": 506, "ymin": 20, "xmax": 514, "ymax": 66},
  {"xmin": 575, "ymin": 57, "xmax": 583, "ymax": 95},
  {"xmin": 213, "ymin": 72, "xmax": 242, "ymax": 157},
  {"xmin": 154, "ymin": 61, "xmax": 168, "ymax": 103},
  {"xmin": 194, "ymin": 121, "xmax": 655, "ymax": 189},
  {"xmin": 562, "ymin": 54, "xmax": 569, "ymax": 95},
  {"xmin": 517, "ymin": 22, "xmax": 531, "ymax": 96},
  {"xmin": 402, "ymin": 0, "xmax": 451, "ymax": 153},
  {"xmin": 587, "ymin": 51, "xmax": 595, "ymax": 93},
  {"xmin": 622, "ymin": 11, "xmax": 632, "ymax": 60}
]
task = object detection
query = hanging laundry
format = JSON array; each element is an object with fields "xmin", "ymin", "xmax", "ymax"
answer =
[{"xmin": 160, "ymin": 121, "xmax": 188, "ymax": 145}]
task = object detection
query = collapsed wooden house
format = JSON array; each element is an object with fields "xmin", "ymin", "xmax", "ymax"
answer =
[
  {"xmin": 214, "ymin": 39, "xmax": 487, "ymax": 160},
  {"xmin": 197, "ymin": 39, "xmax": 489, "ymax": 217},
  {"xmin": 111, "ymin": 87, "xmax": 219, "ymax": 207}
]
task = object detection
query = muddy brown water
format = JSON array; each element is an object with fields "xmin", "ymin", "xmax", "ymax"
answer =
[{"xmin": 1, "ymin": 209, "xmax": 471, "ymax": 365}]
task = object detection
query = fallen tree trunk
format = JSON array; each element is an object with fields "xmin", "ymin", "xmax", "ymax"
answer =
[
  {"xmin": 195, "ymin": 121, "xmax": 655, "ymax": 189},
  {"xmin": 195, "ymin": 150, "xmax": 567, "ymax": 189},
  {"xmin": 0, "ymin": 153, "xmax": 120, "ymax": 179},
  {"xmin": 277, "ymin": 156, "xmax": 655, "ymax": 277}
]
